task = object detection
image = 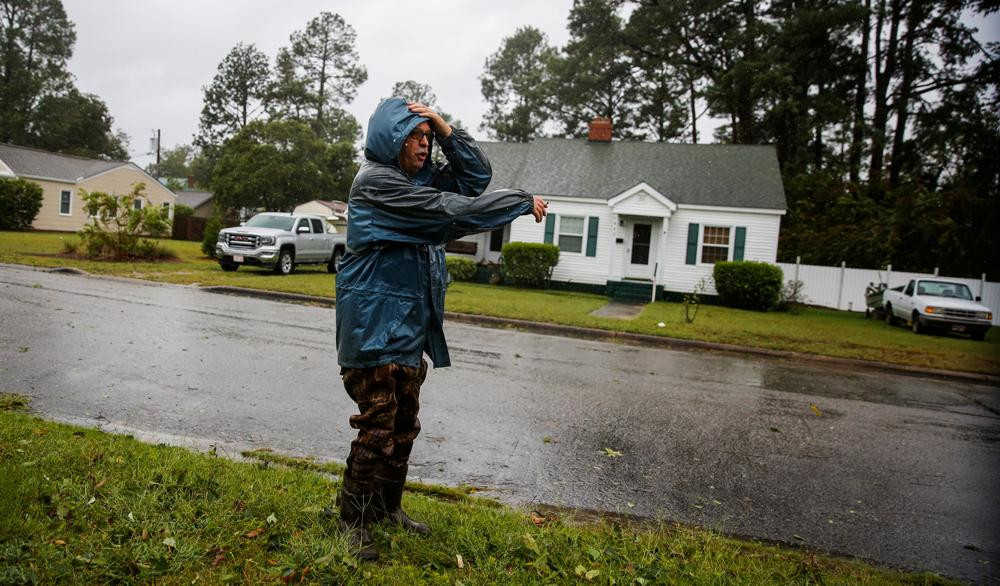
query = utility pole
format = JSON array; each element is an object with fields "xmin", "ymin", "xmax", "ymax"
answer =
[{"xmin": 149, "ymin": 129, "xmax": 161, "ymax": 178}]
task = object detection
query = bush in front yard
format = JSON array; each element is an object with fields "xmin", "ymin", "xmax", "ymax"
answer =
[
  {"xmin": 501, "ymin": 242, "xmax": 559, "ymax": 288},
  {"xmin": 202, "ymin": 214, "xmax": 223, "ymax": 258},
  {"xmin": 0, "ymin": 178, "xmax": 43, "ymax": 230},
  {"xmin": 446, "ymin": 257, "xmax": 477, "ymax": 282},
  {"xmin": 78, "ymin": 183, "xmax": 174, "ymax": 260},
  {"xmin": 713, "ymin": 261, "xmax": 783, "ymax": 311}
]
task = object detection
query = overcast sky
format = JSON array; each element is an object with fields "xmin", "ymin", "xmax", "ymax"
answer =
[
  {"xmin": 61, "ymin": 0, "xmax": 575, "ymax": 167},
  {"xmin": 61, "ymin": 1, "xmax": 997, "ymax": 168}
]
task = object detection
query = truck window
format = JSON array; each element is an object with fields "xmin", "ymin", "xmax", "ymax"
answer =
[
  {"xmin": 917, "ymin": 280, "xmax": 974, "ymax": 300},
  {"xmin": 310, "ymin": 218, "xmax": 324, "ymax": 233},
  {"xmin": 296, "ymin": 219, "xmax": 311, "ymax": 233},
  {"xmin": 905, "ymin": 281, "xmax": 915, "ymax": 296}
]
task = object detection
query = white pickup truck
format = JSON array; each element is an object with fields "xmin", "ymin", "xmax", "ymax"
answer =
[
  {"xmin": 216, "ymin": 212, "xmax": 347, "ymax": 275},
  {"xmin": 882, "ymin": 278, "xmax": 992, "ymax": 341}
]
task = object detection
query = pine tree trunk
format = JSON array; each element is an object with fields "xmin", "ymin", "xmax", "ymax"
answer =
[
  {"xmin": 889, "ymin": 0, "xmax": 922, "ymax": 187},
  {"xmin": 869, "ymin": 0, "xmax": 902, "ymax": 186},
  {"xmin": 849, "ymin": 0, "xmax": 872, "ymax": 184}
]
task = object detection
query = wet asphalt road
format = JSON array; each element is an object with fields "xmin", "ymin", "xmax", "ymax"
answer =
[{"xmin": 1, "ymin": 264, "xmax": 998, "ymax": 583}]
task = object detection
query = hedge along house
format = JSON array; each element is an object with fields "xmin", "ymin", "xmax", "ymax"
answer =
[
  {"xmin": 461, "ymin": 119, "xmax": 787, "ymax": 301},
  {"xmin": 0, "ymin": 143, "xmax": 176, "ymax": 232}
]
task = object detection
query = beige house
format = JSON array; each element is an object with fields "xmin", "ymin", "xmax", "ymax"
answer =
[
  {"xmin": 293, "ymin": 199, "xmax": 347, "ymax": 220},
  {"xmin": 0, "ymin": 143, "xmax": 177, "ymax": 232},
  {"xmin": 293, "ymin": 199, "xmax": 348, "ymax": 231}
]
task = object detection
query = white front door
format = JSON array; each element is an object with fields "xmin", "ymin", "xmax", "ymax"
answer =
[{"xmin": 624, "ymin": 219, "xmax": 658, "ymax": 279}]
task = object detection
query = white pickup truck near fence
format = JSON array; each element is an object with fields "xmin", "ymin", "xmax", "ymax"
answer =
[{"xmin": 775, "ymin": 259, "xmax": 999, "ymax": 326}]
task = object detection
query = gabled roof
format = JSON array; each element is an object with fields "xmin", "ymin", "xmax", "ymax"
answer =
[
  {"xmin": 479, "ymin": 139, "xmax": 786, "ymax": 210},
  {"xmin": 176, "ymin": 191, "xmax": 213, "ymax": 209},
  {"xmin": 311, "ymin": 199, "xmax": 348, "ymax": 213},
  {"xmin": 0, "ymin": 143, "xmax": 128, "ymax": 183}
]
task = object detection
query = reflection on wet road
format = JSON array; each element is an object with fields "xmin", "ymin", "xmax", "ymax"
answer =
[{"xmin": 1, "ymin": 265, "xmax": 997, "ymax": 583}]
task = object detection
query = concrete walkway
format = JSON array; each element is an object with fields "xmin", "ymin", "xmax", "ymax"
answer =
[{"xmin": 588, "ymin": 300, "xmax": 647, "ymax": 319}]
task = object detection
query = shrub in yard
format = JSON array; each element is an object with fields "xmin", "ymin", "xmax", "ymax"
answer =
[
  {"xmin": 446, "ymin": 256, "xmax": 477, "ymax": 282},
  {"xmin": 79, "ymin": 183, "xmax": 173, "ymax": 260},
  {"xmin": 0, "ymin": 177, "xmax": 43, "ymax": 230},
  {"xmin": 775, "ymin": 279, "xmax": 808, "ymax": 313},
  {"xmin": 202, "ymin": 213, "xmax": 223, "ymax": 258},
  {"xmin": 501, "ymin": 242, "xmax": 559, "ymax": 288},
  {"xmin": 173, "ymin": 204, "xmax": 194, "ymax": 221},
  {"xmin": 713, "ymin": 261, "xmax": 783, "ymax": 311}
]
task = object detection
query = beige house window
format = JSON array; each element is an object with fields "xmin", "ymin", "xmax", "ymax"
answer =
[{"xmin": 59, "ymin": 190, "xmax": 72, "ymax": 215}]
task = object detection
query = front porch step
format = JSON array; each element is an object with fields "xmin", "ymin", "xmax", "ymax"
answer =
[{"xmin": 606, "ymin": 280, "xmax": 655, "ymax": 302}]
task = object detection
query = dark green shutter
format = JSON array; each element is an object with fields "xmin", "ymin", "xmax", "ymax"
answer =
[
  {"xmin": 543, "ymin": 214, "xmax": 556, "ymax": 244},
  {"xmin": 733, "ymin": 226, "xmax": 746, "ymax": 261},
  {"xmin": 585, "ymin": 217, "xmax": 599, "ymax": 256},
  {"xmin": 685, "ymin": 223, "xmax": 699, "ymax": 265}
]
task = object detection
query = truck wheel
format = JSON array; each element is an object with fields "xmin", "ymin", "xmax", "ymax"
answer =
[
  {"xmin": 219, "ymin": 260, "xmax": 239, "ymax": 272},
  {"xmin": 911, "ymin": 313, "xmax": 922, "ymax": 334},
  {"xmin": 884, "ymin": 304, "xmax": 895, "ymax": 326},
  {"xmin": 274, "ymin": 249, "xmax": 295, "ymax": 275},
  {"xmin": 327, "ymin": 249, "xmax": 343, "ymax": 274}
]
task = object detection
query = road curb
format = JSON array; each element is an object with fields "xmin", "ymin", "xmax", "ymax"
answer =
[
  {"xmin": 444, "ymin": 312, "xmax": 999, "ymax": 385},
  {"xmin": 200, "ymin": 280, "xmax": 998, "ymax": 386},
  {"xmin": 201, "ymin": 285, "xmax": 338, "ymax": 308},
  {"xmin": 6, "ymin": 263, "xmax": 996, "ymax": 385}
]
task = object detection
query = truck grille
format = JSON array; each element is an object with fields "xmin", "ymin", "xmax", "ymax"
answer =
[
  {"xmin": 940, "ymin": 308, "xmax": 978, "ymax": 319},
  {"xmin": 226, "ymin": 234, "xmax": 259, "ymax": 249}
]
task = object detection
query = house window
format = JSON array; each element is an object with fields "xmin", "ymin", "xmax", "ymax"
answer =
[
  {"xmin": 162, "ymin": 202, "xmax": 171, "ymax": 217},
  {"xmin": 489, "ymin": 228, "xmax": 504, "ymax": 252},
  {"xmin": 701, "ymin": 226, "xmax": 730, "ymax": 264},
  {"xmin": 59, "ymin": 190, "xmax": 72, "ymax": 215},
  {"xmin": 133, "ymin": 198, "xmax": 142, "ymax": 211},
  {"xmin": 558, "ymin": 216, "xmax": 584, "ymax": 253}
]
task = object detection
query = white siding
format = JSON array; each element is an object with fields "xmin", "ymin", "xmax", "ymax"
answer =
[
  {"xmin": 508, "ymin": 199, "xmax": 612, "ymax": 286},
  {"xmin": 293, "ymin": 201, "xmax": 334, "ymax": 216},
  {"xmin": 612, "ymin": 191, "xmax": 671, "ymax": 217},
  {"xmin": 660, "ymin": 208, "xmax": 783, "ymax": 294}
]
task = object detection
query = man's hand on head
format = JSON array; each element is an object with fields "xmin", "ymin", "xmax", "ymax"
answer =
[
  {"xmin": 408, "ymin": 102, "xmax": 452, "ymax": 138},
  {"xmin": 531, "ymin": 196, "xmax": 548, "ymax": 223}
]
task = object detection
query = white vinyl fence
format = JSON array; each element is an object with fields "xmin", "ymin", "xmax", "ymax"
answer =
[{"xmin": 775, "ymin": 259, "xmax": 999, "ymax": 325}]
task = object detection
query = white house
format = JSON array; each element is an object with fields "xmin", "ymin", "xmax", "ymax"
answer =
[{"xmin": 456, "ymin": 120, "xmax": 787, "ymax": 300}]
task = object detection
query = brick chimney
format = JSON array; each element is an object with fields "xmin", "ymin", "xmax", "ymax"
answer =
[{"xmin": 588, "ymin": 117, "xmax": 612, "ymax": 142}]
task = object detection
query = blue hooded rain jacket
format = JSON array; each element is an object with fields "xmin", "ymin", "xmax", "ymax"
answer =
[{"xmin": 335, "ymin": 97, "xmax": 534, "ymax": 369}]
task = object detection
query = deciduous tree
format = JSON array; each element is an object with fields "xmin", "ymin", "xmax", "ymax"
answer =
[{"xmin": 211, "ymin": 119, "xmax": 358, "ymax": 214}]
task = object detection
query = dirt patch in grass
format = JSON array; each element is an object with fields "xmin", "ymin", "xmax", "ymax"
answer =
[{"xmin": 0, "ymin": 393, "xmax": 29, "ymax": 411}]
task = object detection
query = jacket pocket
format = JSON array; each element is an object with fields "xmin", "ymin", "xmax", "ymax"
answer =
[{"xmin": 339, "ymin": 289, "xmax": 416, "ymax": 356}]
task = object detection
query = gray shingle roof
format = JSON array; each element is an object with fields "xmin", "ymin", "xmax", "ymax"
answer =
[
  {"xmin": 0, "ymin": 143, "xmax": 127, "ymax": 182},
  {"xmin": 176, "ymin": 191, "xmax": 213, "ymax": 209},
  {"xmin": 479, "ymin": 139, "xmax": 786, "ymax": 210}
]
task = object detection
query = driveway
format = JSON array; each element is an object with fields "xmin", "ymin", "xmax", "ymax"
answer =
[{"xmin": 1, "ymin": 264, "xmax": 998, "ymax": 583}]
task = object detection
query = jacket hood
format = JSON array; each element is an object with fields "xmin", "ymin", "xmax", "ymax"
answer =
[{"xmin": 364, "ymin": 97, "xmax": 435, "ymax": 180}]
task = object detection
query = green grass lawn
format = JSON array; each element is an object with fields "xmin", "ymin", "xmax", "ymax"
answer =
[
  {"xmin": 3, "ymin": 230, "xmax": 998, "ymax": 375},
  {"xmin": 0, "ymin": 399, "xmax": 956, "ymax": 584}
]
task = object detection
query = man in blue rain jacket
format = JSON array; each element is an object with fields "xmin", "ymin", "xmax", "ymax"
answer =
[{"xmin": 335, "ymin": 97, "xmax": 547, "ymax": 560}]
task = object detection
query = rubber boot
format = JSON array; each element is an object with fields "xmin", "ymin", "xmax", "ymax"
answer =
[
  {"xmin": 338, "ymin": 486, "xmax": 378, "ymax": 561},
  {"xmin": 375, "ymin": 476, "xmax": 430, "ymax": 535}
]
